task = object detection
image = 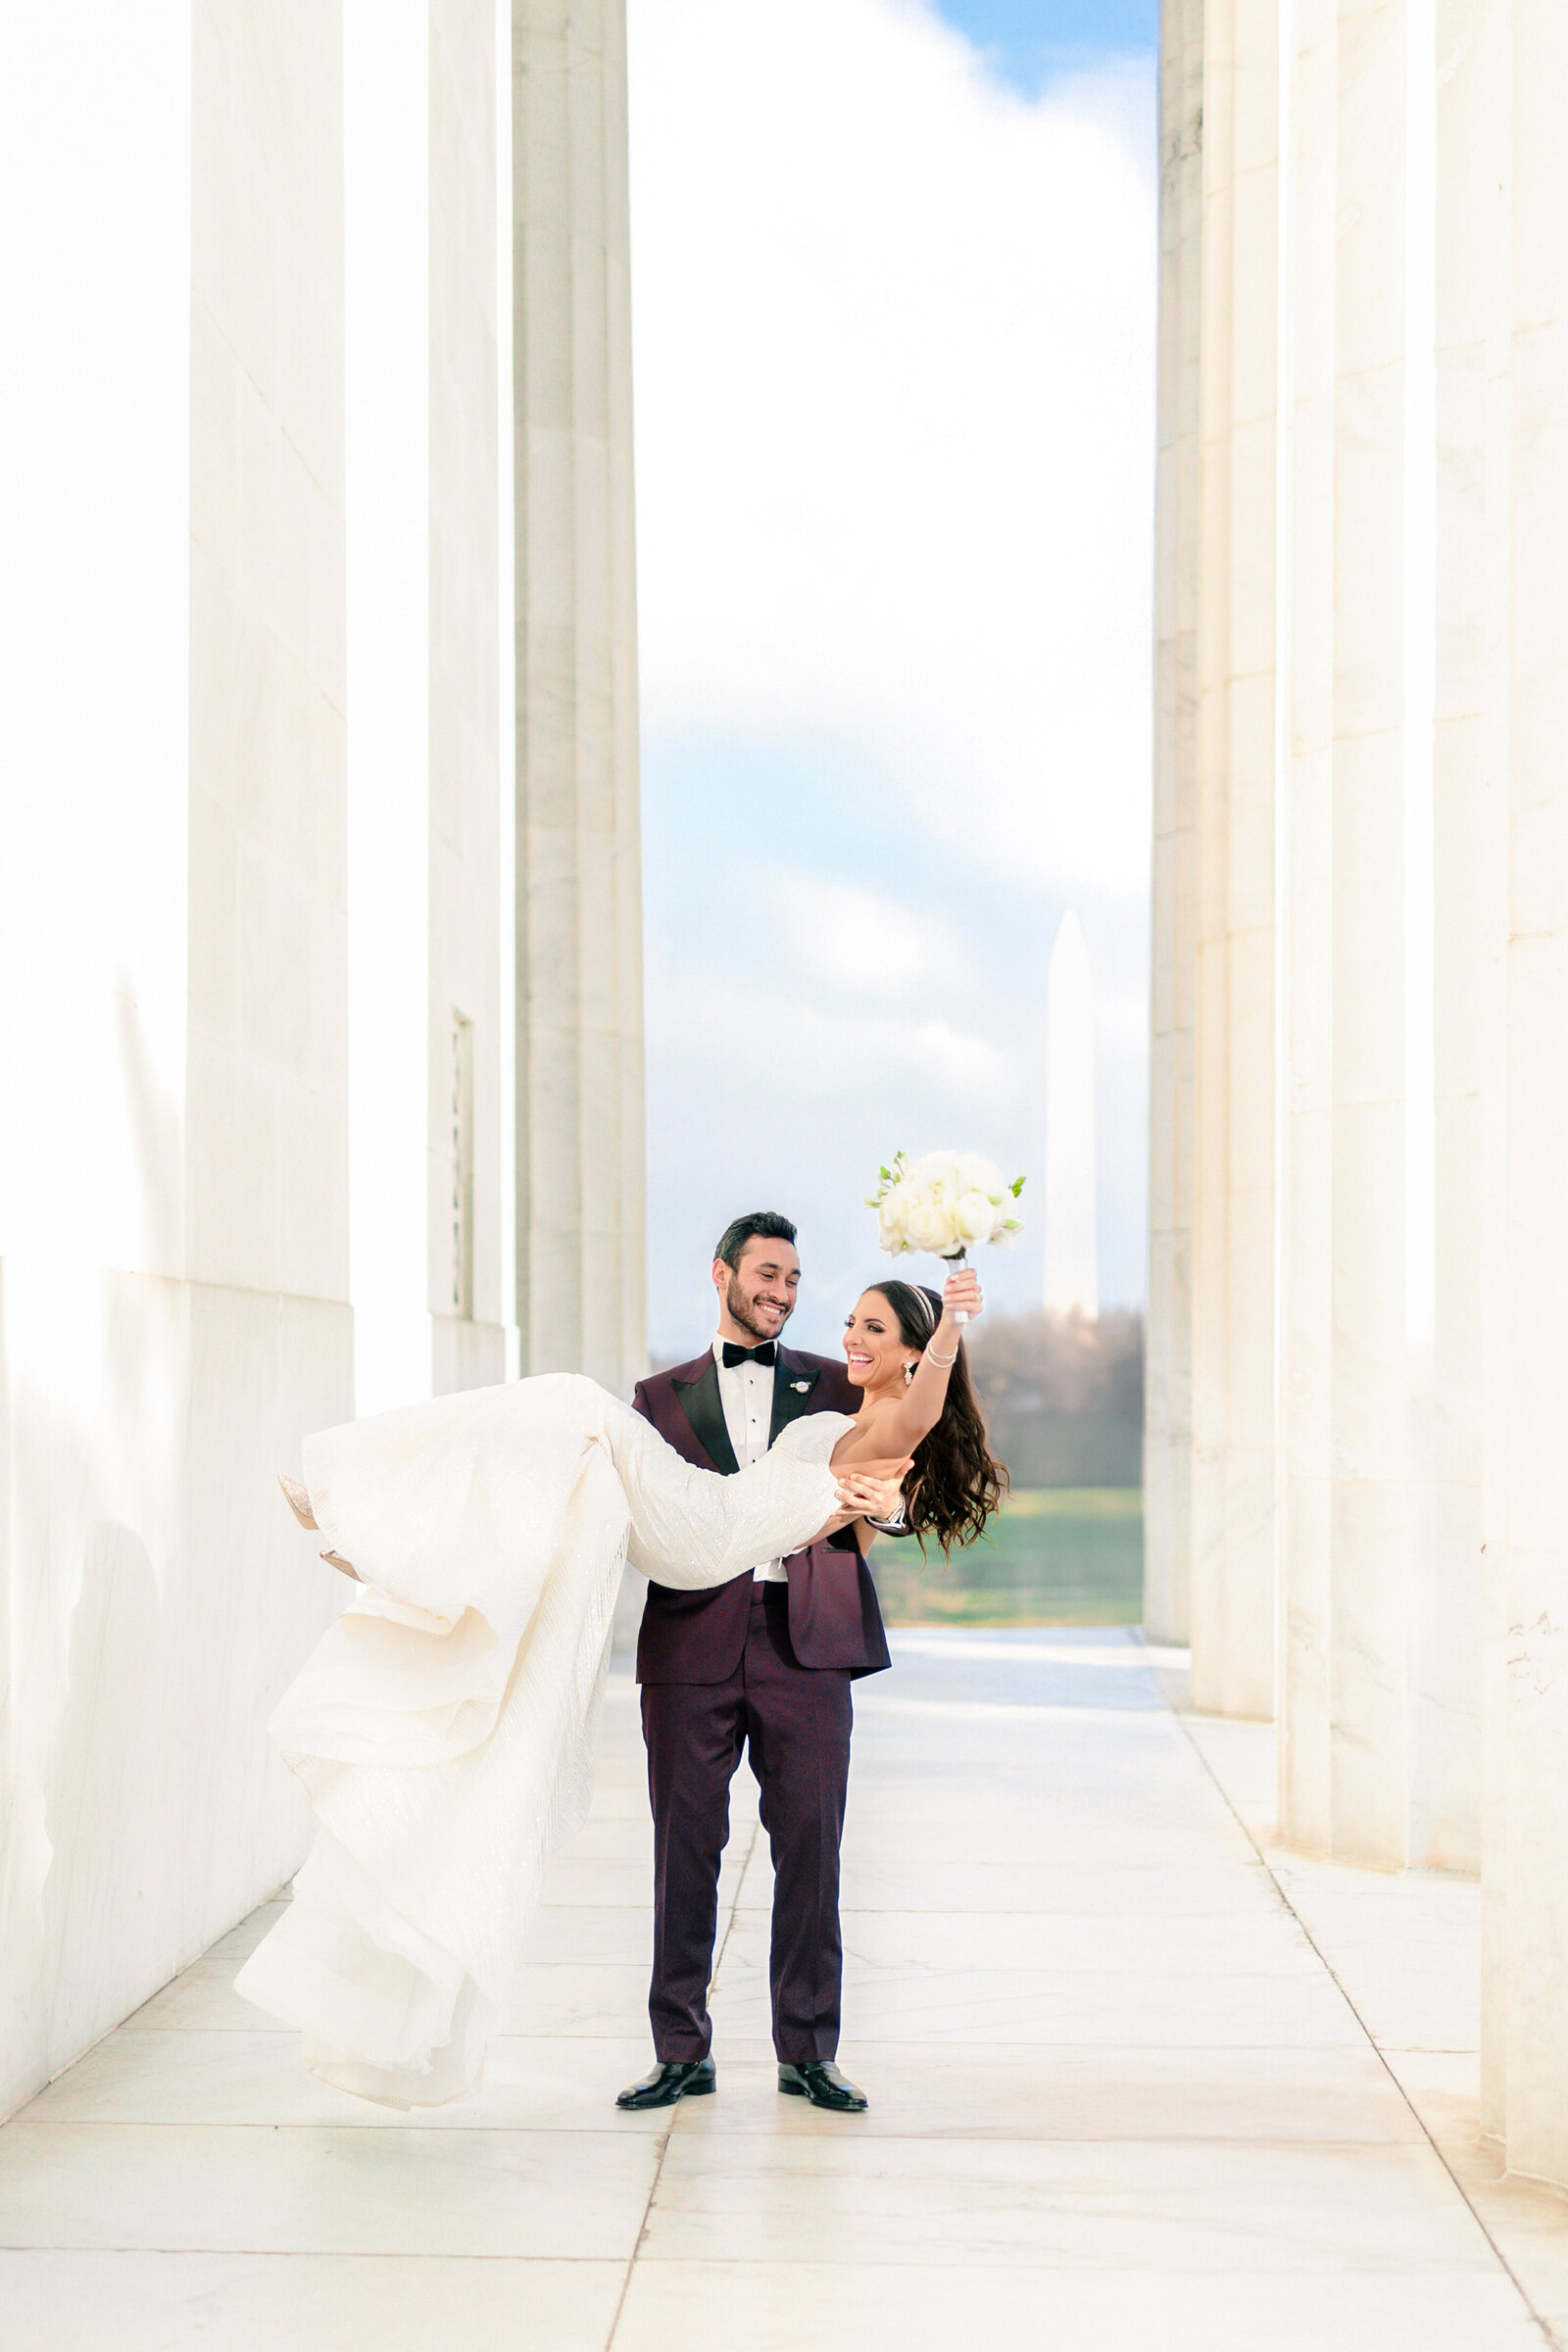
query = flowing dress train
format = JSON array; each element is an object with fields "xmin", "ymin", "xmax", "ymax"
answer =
[{"xmin": 234, "ymin": 1372, "xmax": 850, "ymax": 2108}]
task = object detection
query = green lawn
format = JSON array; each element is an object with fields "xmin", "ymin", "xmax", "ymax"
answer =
[{"xmin": 868, "ymin": 1487, "xmax": 1144, "ymax": 1628}]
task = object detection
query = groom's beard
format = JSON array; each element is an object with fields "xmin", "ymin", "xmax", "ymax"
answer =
[{"xmin": 726, "ymin": 1273, "xmax": 794, "ymax": 1344}]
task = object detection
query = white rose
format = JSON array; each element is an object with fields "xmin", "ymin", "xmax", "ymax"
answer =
[
  {"xmin": 956, "ymin": 1152, "xmax": 1004, "ymax": 1200},
  {"xmin": 954, "ymin": 1188, "xmax": 997, "ymax": 1245},
  {"xmin": 906, "ymin": 1200, "xmax": 958, "ymax": 1253},
  {"xmin": 878, "ymin": 1183, "xmax": 913, "ymax": 1250},
  {"xmin": 910, "ymin": 1151, "xmax": 961, "ymax": 1204}
]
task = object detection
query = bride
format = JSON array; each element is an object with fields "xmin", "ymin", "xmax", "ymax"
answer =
[{"xmin": 236, "ymin": 1266, "xmax": 997, "ymax": 2108}]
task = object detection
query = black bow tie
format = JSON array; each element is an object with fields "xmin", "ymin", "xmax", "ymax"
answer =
[{"xmin": 722, "ymin": 1341, "xmax": 777, "ymax": 1369}]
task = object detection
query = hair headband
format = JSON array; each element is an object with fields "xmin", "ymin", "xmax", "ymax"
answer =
[{"xmin": 906, "ymin": 1285, "xmax": 940, "ymax": 1341}]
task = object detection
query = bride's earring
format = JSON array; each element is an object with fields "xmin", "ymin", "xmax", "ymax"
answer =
[{"xmin": 904, "ymin": 1358, "xmax": 917, "ymax": 1386}]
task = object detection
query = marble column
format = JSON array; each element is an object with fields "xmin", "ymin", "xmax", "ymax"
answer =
[
  {"xmin": 511, "ymin": 0, "xmax": 647, "ymax": 1396},
  {"xmin": 1146, "ymin": 0, "xmax": 1204, "ymax": 1645},
  {"xmin": 1486, "ymin": 0, "xmax": 1568, "ymax": 2186},
  {"xmin": 428, "ymin": 0, "xmax": 509, "ymax": 1398},
  {"xmin": 1315, "ymin": 0, "xmax": 1426, "ymax": 1870},
  {"xmin": 1188, "ymin": 0, "xmax": 1281, "ymax": 1720},
  {"xmin": 1448, "ymin": 0, "xmax": 1511, "ymax": 2151},
  {"xmin": 1272, "ymin": 0, "xmax": 1480, "ymax": 1873},
  {"xmin": 1275, "ymin": 0, "xmax": 1340, "ymax": 1848},
  {"xmin": 345, "ymin": 0, "xmax": 511, "ymax": 1418},
  {"xmin": 1418, "ymin": 0, "xmax": 1505, "ymax": 1882}
]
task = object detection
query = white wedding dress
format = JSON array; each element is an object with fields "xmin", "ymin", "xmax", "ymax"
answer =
[{"xmin": 234, "ymin": 1372, "xmax": 850, "ymax": 2108}]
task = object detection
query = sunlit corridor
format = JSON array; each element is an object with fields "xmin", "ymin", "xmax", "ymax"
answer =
[{"xmin": 2, "ymin": 1631, "xmax": 1561, "ymax": 2350}]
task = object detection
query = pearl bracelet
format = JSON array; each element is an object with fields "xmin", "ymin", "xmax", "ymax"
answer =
[{"xmin": 926, "ymin": 1348, "xmax": 958, "ymax": 1369}]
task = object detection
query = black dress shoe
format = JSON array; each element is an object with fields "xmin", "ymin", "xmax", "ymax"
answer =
[
  {"xmin": 778, "ymin": 2060, "xmax": 868, "ymax": 2112},
  {"xmin": 615, "ymin": 2057, "xmax": 715, "ymax": 2110}
]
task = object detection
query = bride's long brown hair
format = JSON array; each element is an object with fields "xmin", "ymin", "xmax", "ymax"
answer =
[{"xmin": 871, "ymin": 1281, "xmax": 1008, "ymax": 1557}]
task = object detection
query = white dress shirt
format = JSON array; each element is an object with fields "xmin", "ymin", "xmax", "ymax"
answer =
[{"xmin": 711, "ymin": 1335, "xmax": 789, "ymax": 1581}]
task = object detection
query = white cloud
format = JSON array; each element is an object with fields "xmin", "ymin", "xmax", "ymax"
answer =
[
  {"xmin": 769, "ymin": 869, "xmax": 966, "ymax": 1000},
  {"xmin": 626, "ymin": 0, "xmax": 1156, "ymax": 902},
  {"xmin": 649, "ymin": 954, "xmax": 1009, "ymax": 1102}
]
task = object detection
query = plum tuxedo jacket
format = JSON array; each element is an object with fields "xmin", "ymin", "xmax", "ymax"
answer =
[{"xmin": 631, "ymin": 1345, "xmax": 893, "ymax": 1685}]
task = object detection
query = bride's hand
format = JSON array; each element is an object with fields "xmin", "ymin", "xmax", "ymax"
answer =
[
  {"xmin": 941, "ymin": 1266, "xmax": 983, "ymax": 1332},
  {"xmin": 836, "ymin": 1463, "xmax": 909, "ymax": 1522},
  {"xmin": 816, "ymin": 1455, "xmax": 913, "ymax": 1539}
]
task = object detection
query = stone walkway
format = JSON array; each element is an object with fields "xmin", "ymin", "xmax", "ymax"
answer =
[{"xmin": 3, "ymin": 1629, "xmax": 1566, "ymax": 2349}]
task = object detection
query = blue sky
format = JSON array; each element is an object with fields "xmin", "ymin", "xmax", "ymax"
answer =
[
  {"xmin": 931, "ymin": 0, "xmax": 1158, "ymax": 88},
  {"xmin": 628, "ymin": 0, "xmax": 1157, "ymax": 1360}
]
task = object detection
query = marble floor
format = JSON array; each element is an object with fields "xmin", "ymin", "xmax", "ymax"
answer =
[{"xmin": 4, "ymin": 1629, "xmax": 1567, "ymax": 2350}]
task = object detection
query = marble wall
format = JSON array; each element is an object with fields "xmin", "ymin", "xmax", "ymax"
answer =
[
  {"xmin": 0, "ymin": 0, "xmax": 644, "ymax": 2124},
  {"xmin": 1152, "ymin": 0, "xmax": 1568, "ymax": 2180},
  {"xmin": 0, "ymin": 0, "xmax": 353, "ymax": 2128}
]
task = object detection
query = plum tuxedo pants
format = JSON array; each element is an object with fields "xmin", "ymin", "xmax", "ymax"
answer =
[{"xmin": 639, "ymin": 1581, "xmax": 854, "ymax": 2065}]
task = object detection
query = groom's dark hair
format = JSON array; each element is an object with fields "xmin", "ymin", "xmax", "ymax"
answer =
[{"xmin": 714, "ymin": 1210, "xmax": 798, "ymax": 1271}]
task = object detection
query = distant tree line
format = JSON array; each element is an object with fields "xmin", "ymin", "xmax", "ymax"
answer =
[{"xmin": 964, "ymin": 1308, "xmax": 1145, "ymax": 1490}]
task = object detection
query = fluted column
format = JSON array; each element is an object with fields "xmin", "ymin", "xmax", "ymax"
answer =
[
  {"xmin": 1188, "ymin": 0, "xmax": 1279, "ymax": 1719},
  {"xmin": 428, "ymin": 0, "xmax": 507, "ymax": 1396},
  {"xmin": 511, "ymin": 0, "xmax": 646, "ymax": 1395},
  {"xmin": 345, "ymin": 0, "xmax": 512, "ymax": 1419},
  {"xmin": 1419, "ymin": 0, "xmax": 1505, "ymax": 1883},
  {"xmin": 1273, "ymin": 0, "xmax": 1460, "ymax": 1871},
  {"xmin": 1486, "ymin": 0, "xmax": 1568, "ymax": 2185},
  {"xmin": 1314, "ymin": 0, "xmax": 1425, "ymax": 1869},
  {"xmin": 1275, "ymin": 0, "xmax": 1339, "ymax": 1846},
  {"xmin": 1451, "ymin": 0, "xmax": 1510, "ymax": 2153},
  {"xmin": 1146, "ymin": 0, "xmax": 1203, "ymax": 1644}
]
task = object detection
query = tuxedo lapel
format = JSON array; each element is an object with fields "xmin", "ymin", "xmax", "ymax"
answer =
[
  {"xmin": 672, "ymin": 1356, "xmax": 740, "ymax": 1477},
  {"xmin": 768, "ymin": 1349, "xmax": 821, "ymax": 1446}
]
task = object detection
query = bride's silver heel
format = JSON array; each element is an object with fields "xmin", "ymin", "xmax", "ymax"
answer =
[
  {"xmin": 277, "ymin": 1472, "xmax": 318, "ymax": 1531},
  {"xmin": 318, "ymin": 1548, "xmax": 364, "ymax": 1584}
]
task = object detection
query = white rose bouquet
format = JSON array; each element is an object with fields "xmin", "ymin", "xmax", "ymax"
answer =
[{"xmin": 865, "ymin": 1150, "xmax": 1025, "ymax": 1320}]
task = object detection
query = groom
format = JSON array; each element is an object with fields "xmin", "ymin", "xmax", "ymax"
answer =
[{"xmin": 615, "ymin": 1210, "xmax": 897, "ymax": 2116}]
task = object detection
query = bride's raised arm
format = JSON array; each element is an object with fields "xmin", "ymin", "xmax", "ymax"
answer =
[{"xmin": 828, "ymin": 1263, "xmax": 982, "ymax": 1468}]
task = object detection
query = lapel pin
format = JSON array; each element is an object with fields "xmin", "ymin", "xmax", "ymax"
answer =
[{"xmin": 792, "ymin": 1379, "xmax": 809, "ymax": 1392}]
